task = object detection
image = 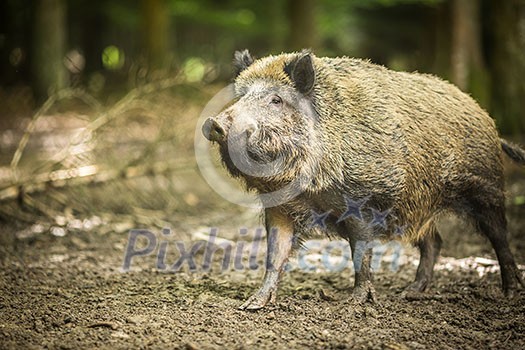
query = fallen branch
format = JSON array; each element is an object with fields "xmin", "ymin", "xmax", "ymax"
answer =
[{"xmin": 0, "ymin": 159, "xmax": 194, "ymax": 203}]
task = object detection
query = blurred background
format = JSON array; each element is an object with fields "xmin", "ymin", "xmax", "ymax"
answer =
[{"xmin": 0, "ymin": 0, "xmax": 524, "ymax": 235}]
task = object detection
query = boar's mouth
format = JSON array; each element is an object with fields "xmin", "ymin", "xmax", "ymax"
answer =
[
  {"xmin": 216, "ymin": 132, "xmax": 294, "ymax": 189},
  {"xmin": 218, "ymin": 143, "xmax": 243, "ymax": 178}
]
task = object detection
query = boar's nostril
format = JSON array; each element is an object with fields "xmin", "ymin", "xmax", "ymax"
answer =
[
  {"xmin": 203, "ymin": 118, "xmax": 226, "ymax": 142},
  {"xmin": 245, "ymin": 121, "xmax": 258, "ymax": 139}
]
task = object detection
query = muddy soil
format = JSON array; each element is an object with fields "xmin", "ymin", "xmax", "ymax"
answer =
[{"xmin": 1, "ymin": 187, "xmax": 525, "ymax": 350}]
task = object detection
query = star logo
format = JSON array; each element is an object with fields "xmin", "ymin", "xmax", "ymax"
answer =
[
  {"xmin": 309, "ymin": 210, "xmax": 332, "ymax": 230},
  {"xmin": 369, "ymin": 208, "xmax": 391, "ymax": 229},
  {"xmin": 337, "ymin": 196, "xmax": 369, "ymax": 223},
  {"xmin": 393, "ymin": 224, "xmax": 408, "ymax": 236}
]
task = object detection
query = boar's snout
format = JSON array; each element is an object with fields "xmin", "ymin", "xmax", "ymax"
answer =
[
  {"xmin": 203, "ymin": 114, "xmax": 259, "ymax": 143},
  {"xmin": 202, "ymin": 117, "xmax": 226, "ymax": 142}
]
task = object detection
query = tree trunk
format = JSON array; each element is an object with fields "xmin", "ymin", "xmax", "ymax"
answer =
[
  {"xmin": 32, "ymin": 0, "xmax": 67, "ymax": 99},
  {"xmin": 450, "ymin": 0, "xmax": 482, "ymax": 88},
  {"xmin": 488, "ymin": 0, "xmax": 525, "ymax": 135},
  {"xmin": 450, "ymin": 0, "xmax": 490, "ymax": 112},
  {"xmin": 286, "ymin": 0, "xmax": 318, "ymax": 51},
  {"xmin": 141, "ymin": 0, "xmax": 171, "ymax": 70},
  {"xmin": 81, "ymin": 7, "xmax": 105, "ymax": 74}
]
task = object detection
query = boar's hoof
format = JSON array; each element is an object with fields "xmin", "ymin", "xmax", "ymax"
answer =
[
  {"xmin": 504, "ymin": 288, "xmax": 516, "ymax": 299},
  {"xmin": 502, "ymin": 267, "xmax": 525, "ymax": 298},
  {"xmin": 401, "ymin": 279, "xmax": 431, "ymax": 300},
  {"xmin": 239, "ymin": 290, "xmax": 277, "ymax": 311},
  {"xmin": 404, "ymin": 279, "xmax": 429, "ymax": 294},
  {"xmin": 351, "ymin": 281, "xmax": 377, "ymax": 304}
]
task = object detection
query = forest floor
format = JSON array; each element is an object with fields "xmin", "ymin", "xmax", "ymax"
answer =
[
  {"xmin": 1, "ymin": 87, "xmax": 525, "ymax": 349},
  {"xmin": 1, "ymin": 174, "xmax": 525, "ymax": 350}
]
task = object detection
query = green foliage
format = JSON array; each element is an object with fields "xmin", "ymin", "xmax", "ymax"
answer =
[
  {"xmin": 182, "ymin": 57, "xmax": 206, "ymax": 82},
  {"xmin": 102, "ymin": 45, "xmax": 125, "ymax": 70},
  {"xmin": 514, "ymin": 195, "xmax": 525, "ymax": 206},
  {"xmin": 317, "ymin": 1, "xmax": 360, "ymax": 55},
  {"xmin": 103, "ymin": 1, "xmax": 139, "ymax": 28},
  {"xmin": 349, "ymin": 0, "xmax": 444, "ymax": 7},
  {"xmin": 170, "ymin": 0, "xmax": 257, "ymax": 32}
]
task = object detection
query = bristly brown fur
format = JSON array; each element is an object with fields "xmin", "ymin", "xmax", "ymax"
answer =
[{"xmin": 234, "ymin": 52, "xmax": 514, "ymax": 245}]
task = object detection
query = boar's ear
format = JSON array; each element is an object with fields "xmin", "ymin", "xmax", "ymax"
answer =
[
  {"xmin": 233, "ymin": 49, "xmax": 254, "ymax": 77},
  {"xmin": 284, "ymin": 51, "xmax": 315, "ymax": 95}
]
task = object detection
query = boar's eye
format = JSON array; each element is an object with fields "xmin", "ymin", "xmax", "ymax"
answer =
[{"xmin": 270, "ymin": 95, "xmax": 282, "ymax": 105}]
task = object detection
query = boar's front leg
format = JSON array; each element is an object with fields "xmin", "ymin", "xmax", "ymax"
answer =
[
  {"xmin": 239, "ymin": 207, "xmax": 294, "ymax": 310},
  {"xmin": 349, "ymin": 236, "xmax": 377, "ymax": 303}
]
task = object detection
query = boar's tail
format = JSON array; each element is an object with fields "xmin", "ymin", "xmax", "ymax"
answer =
[{"xmin": 501, "ymin": 138, "xmax": 525, "ymax": 165}]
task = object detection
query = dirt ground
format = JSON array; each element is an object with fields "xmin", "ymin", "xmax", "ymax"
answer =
[{"xmin": 1, "ymin": 181, "xmax": 525, "ymax": 350}]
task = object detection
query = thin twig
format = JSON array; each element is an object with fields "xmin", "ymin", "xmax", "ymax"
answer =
[
  {"xmin": 10, "ymin": 89, "xmax": 103, "ymax": 183},
  {"xmin": 86, "ymin": 322, "xmax": 118, "ymax": 330}
]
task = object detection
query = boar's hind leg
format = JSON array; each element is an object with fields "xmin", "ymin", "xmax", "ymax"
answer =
[
  {"xmin": 349, "ymin": 237, "xmax": 377, "ymax": 303},
  {"xmin": 475, "ymin": 206, "xmax": 524, "ymax": 297},
  {"xmin": 239, "ymin": 207, "xmax": 294, "ymax": 310},
  {"xmin": 405, "ymin": 225, "xmax": 442, "ymax": 293}
]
